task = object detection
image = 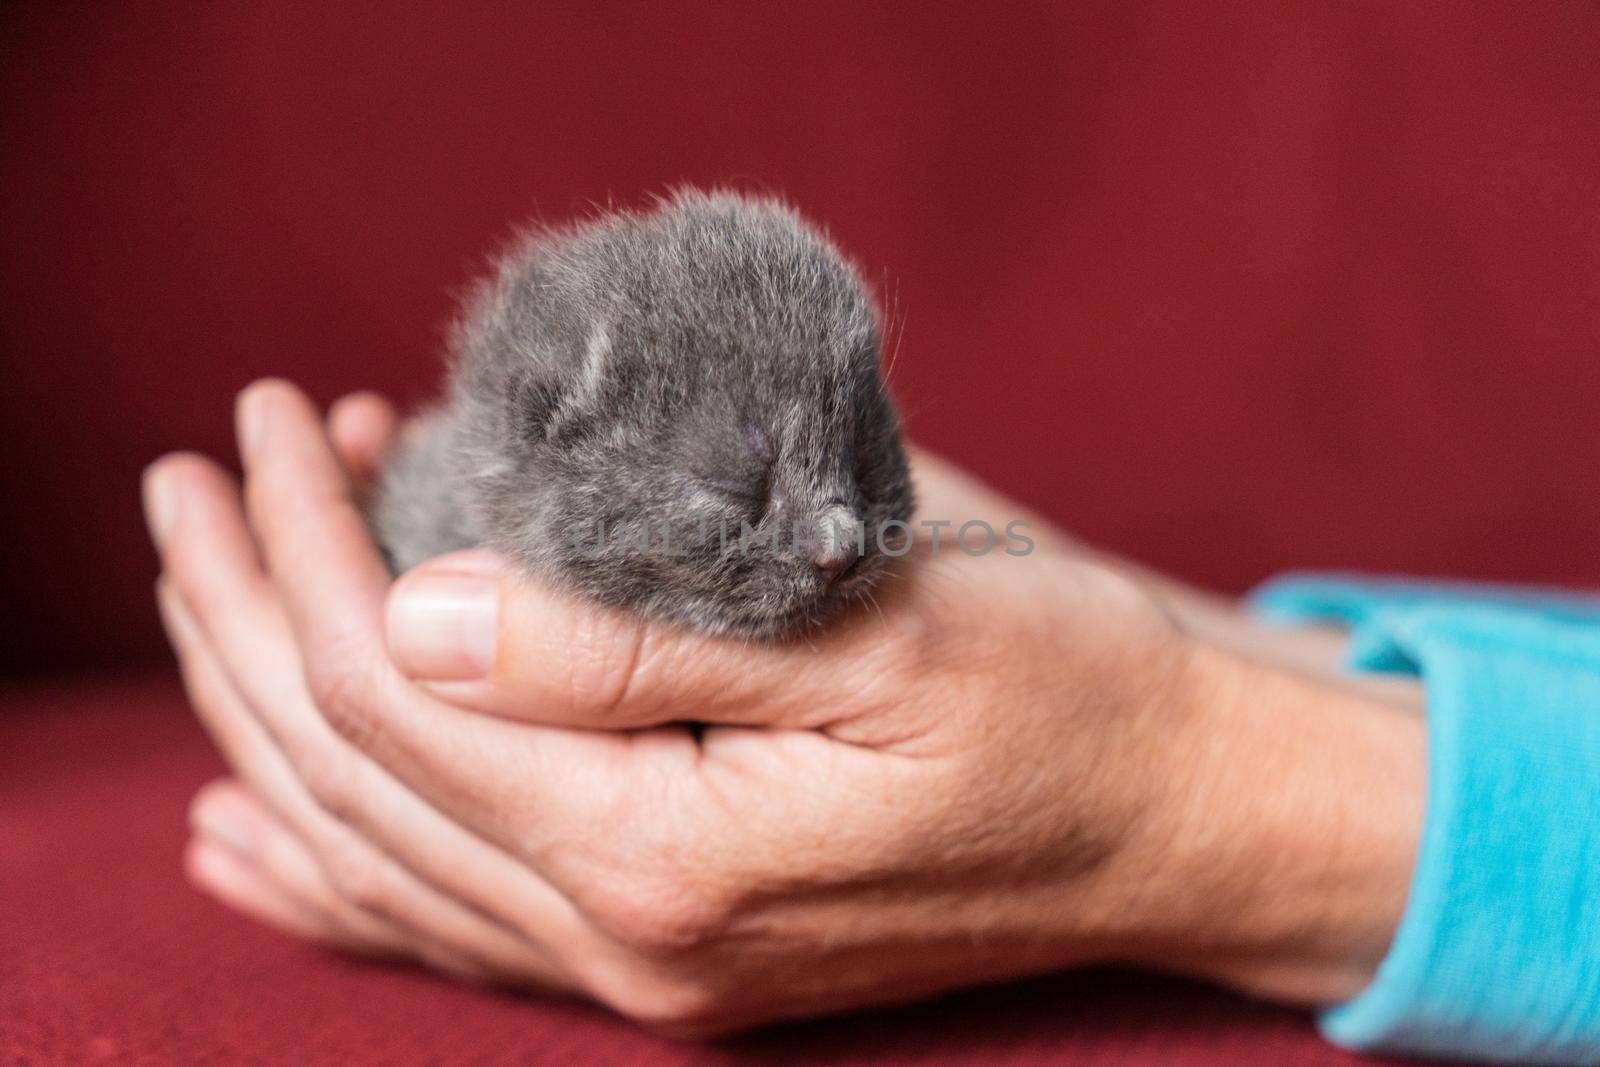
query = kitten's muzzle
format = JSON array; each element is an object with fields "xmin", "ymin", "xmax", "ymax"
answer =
[{"xmin": 810, "ymin": 503, "xmax": 864, "ymax": 586}]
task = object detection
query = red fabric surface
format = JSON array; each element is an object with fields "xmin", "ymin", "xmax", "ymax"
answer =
[
  {"xmin": 4, "ymin": 3, "xmax": 1600, "ymax": 676},
  {"xmin": 1, "ymin": 675, "xmax": 1434, "ymax": 1065}
]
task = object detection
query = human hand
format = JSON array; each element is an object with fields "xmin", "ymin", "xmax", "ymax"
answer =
[{"xmin": 147, "ymin": 380, "xmax": 1423, "ymax": 1034}]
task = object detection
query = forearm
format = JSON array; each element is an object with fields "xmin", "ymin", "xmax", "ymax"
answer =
[
  {"xmin": 1121, "ymin": 641, "xmax": 1426, "ymax": 1006},
  {"xmin": 1137, "ymin": 573, "xmax": 1600, "ymax": 1064}
]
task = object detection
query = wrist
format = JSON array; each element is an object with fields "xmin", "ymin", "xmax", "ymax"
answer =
[{"xmin": 1123, "ymin": 640, "xmax": 1426, "ymax": 1006}]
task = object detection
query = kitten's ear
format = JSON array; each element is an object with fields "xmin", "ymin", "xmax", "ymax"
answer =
[{"xmin": 538, "ymin": 324, "xmax": 612, "ymax": 443}]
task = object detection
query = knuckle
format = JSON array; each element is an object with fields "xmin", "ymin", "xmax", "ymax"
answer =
[
  {"xmin": 318, "ymin": 839, "xmax": 392, "ymax": 915},
  {"xmin": 302, "ymin": 654, "xmax": 380, "ymax": 747},
  {"xmin": 290, "ymin": 742, "xmax": 356, "ymax": 817},
  {"xmin": 559, "ymin": 608, "xmax": 652, "ymax": 721},
  {"xmin": 302, "ymin": 652, "xmax": 360, "ymax": 716},
  {"xmin": 579, "ymin": 871, "xmax": 733, "ymax": 958}
]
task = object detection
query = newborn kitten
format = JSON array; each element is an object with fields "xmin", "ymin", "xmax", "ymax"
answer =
[{"xmin": 373, "ymin": 188, "xmax": 913, "ymax": 639}]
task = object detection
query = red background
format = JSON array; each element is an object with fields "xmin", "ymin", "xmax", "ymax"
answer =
[
  {"xmin": 2, "ymin": 3, "xmax": 1596, "ymax": 1064},
  {"xmin": 5, "ymin": 2, "xmax": 1599, "ymax": 677}
]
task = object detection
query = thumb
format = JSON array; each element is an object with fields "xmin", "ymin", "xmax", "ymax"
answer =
[{"xmin": 384, "ymin": 550, "xmax": 859, "ymax": 730}]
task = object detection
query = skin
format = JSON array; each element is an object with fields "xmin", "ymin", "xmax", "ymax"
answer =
[{"xmin": 144, "ymin": 379, "xmax": 1426, "ymax": 1036}]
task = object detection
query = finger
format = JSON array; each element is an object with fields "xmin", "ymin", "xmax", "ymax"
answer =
[
  {"xmin": 189, "ymin": 778, "xmax": 419, "ymax": 959},
  {"xmin": 158, "ymin": 576, "xmax": 358, "ymax": 853},
  {"xmin": 384, "ymin": 550, "xmax": 906, "ymax": 732},
  {"xmin": 187, "ymin": 835, "xmax": 489, "ymax": 983},
  {"xmin": 237, "ymin": 379, "xmax": 392, "ymax": 671},
  {"xmin": 154, "ymin": 522, "xmax": 567, "ymax": 980},
  {"xmin": 229, "ymin": 382, "xmax": 645, "ymax": 862},
  {"xmin": 149, "ymin": 454, "xmax": 585, "ymax": 976},
  {"xmin": 185, "ymin": 836, "xmax": 374, "ymax": 951},
  {"xmin": 159, "ymin": 576, "xmax": 565, "ymax": 984},
  {"xmin": 328, "ymin": 391, "xmax": 399, "ymax": 489},
  {"xmin": 159, "ymin": 576, "xmax": 314, "ymax": 812},
  {"xmin": 190, "ymin": 780, "xmax": 517, "ymax": 983}
]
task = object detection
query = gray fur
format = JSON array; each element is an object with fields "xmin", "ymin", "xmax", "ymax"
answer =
[{"xmin": 372, "ymin": 188, "xmax": 913, "ymax": 639}]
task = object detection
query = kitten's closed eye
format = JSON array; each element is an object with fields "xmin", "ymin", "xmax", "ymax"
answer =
[
  {"xmin": 695, "ymin": 423, "xmax": 777, "ymax": 517},
  {"xmin": 701, "ymin": 461, "xmax": 775, "ymax": 520}
]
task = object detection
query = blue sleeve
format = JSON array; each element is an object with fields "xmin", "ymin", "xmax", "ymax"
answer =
[{"xmin": 1249, "ymin": 575, "xmax": 1600, "ymax": 1064}]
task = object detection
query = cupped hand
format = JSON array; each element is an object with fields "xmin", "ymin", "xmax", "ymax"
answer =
[{"xmin": 146, "ymin": 380, "xmax": 1421, "ymax": 1034}]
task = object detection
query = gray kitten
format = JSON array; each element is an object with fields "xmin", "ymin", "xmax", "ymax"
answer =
[{"xmin": 372, "ymin": 188, "xmax": 914, "ymax": 639}]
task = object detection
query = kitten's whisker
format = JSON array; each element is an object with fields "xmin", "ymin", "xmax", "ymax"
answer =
[{"xmin": 863, "ymin": 588, "xmax": 888, "ymax": 628}]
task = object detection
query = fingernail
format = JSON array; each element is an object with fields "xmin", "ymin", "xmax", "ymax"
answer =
[
  {"xmin": 237, "ymin": 385, "xmax": 268, "ymax": 457},
  {"xmin": 142, "ymin": 463, "xmax": 179, "ymax": 545},
  {"xmin": 194, "ymin": 803, "xmax": 255, "ymax": 856},
  {"xmin": 386, "ymin": 571, "xmax": 500, "ymax": 680}
]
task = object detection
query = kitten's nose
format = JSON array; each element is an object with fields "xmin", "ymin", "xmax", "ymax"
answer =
[
  {"xmin": 811, "ymin": 503, "xmax": 863, "ymax": 585},
  {"xmin": 812, "ymin": 542, "xmax": 860, "ymax": 585}
]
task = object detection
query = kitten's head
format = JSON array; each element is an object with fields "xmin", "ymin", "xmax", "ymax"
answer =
[{"xmin": 460, "ymin": 189, "xmax": 914, "ymax": 638}]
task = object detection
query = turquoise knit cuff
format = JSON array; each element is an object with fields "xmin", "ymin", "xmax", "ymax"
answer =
[{"xmin": 1249, "ymin": 576, "xmax": 1600, "ymax": 1064}]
